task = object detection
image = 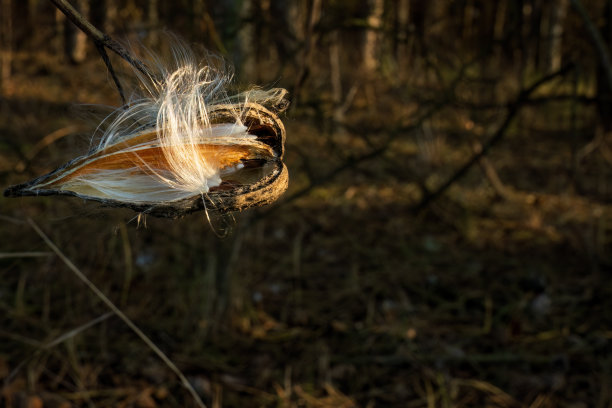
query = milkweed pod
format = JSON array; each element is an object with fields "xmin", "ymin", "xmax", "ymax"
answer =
[
  {"xmin": 4, "ymin": 42, "xmax": 289, "ymax": 218},
  {"xmin": 4, "ymin": 101, "xmax": 288, "ymax": 218}
]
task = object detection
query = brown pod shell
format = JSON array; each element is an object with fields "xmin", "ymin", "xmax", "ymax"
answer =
[{"xmin": 4, "ymin": 101, "xmax": 288, "ymax": 219}]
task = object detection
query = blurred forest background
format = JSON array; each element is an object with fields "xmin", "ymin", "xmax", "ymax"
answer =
[{"xmin": 1, "ymin": 0, "xmax": 612, "ymax": 407}]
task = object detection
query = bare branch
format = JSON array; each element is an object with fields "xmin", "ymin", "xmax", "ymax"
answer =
[
  {"xmin": 413, "ymin": 64, "xmax": 574, "ymax": 213},
  {"xmin": 94, "ymin": 41, "xmax": 127, "ymax": 105},
  {"xmin": 49, "ymin": 0, "xmax": 155, "ymax": 82},
  {"xmin": 28, "ymin": 219, "xmax": 207, "ymax": 408}
]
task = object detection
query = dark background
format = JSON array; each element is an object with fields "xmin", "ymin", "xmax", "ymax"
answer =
[{"xmin": 1, "ymin": 0, "xmax": 611, "ymax": 407}]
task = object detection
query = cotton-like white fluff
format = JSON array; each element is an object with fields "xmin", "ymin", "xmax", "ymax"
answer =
[{"xmin": 43, "ymin": 41, "xmax": 285, "ymax": 204}]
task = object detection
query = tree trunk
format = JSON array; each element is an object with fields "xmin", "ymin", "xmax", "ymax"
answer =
[
  {"xmin": 394, "ymin": 0, "xmax": 410, "ymax": 78},
  {"xmin": 64, "ymin": 0, "xmax": 88, "ymax": 64},
  {"xmin": 54, "ymin": 6, "xmax": 64, "ymax": 55},
  {"xmin": 462, "ymin": 0, "xmax": 475, "ymax": 39},
  {"xmin": 26, "ymin": 0, "xmax": 39, "ymax": 46},
  {"xmin": 292, "ymin": 0, "xmax": 322, "ymax": 105},
  {"xmin": 330, "ymin": 29, "xmax": 350, "ymax": 123},
  {"xmin": 529, "ymin": 0, "xmax": 545, "ymax": 71},
  {"xmin": 363, "ymin": 0, "xmax": 384, "ymax": 75},
  {"xmin": 269, "ymin": 1, "xmax": 297, "ymax": 69},
  {"xmin": 237, "ymin": 0, "xmax": 257, "ymax": 81},
  {"xmin": 411, "ymin": 0, "xmax": 430, "ymax": 57},
  {"xmin": 104, "ymin": 0, "xmax": 117, "ymax": 35},
  {"xmin": 506, "ymin": 0, "xmax": 524, "ymax": 63},
  {"xmin": 481, "ymin": 1, "xmax": 498, "ymax": 42},
  {"xmin": 494, "ymin": 0, "xmax": 507, "ymax": 40},
  {"xmin": 147, "ymin": 0, "xmax": 159, "ymax": 48},
  {"xmin": 192, "ymin": 0, "xmax": 204, "ymax": 40},
  {"xmin": 91, "ymin": 0, "xmax": 117, "ymax": 36},
  {"xmin": 0, "ymin": 0, "xmax": 11, "ymax": 94},
  {"xmin": 544, "ymin": 0, "xmax": 569, "ymax": 73}
]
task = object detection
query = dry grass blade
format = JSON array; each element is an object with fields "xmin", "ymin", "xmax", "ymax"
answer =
[
  {"xmin": 0, "ymin": 252, "xmax": 52, "ymax": 259},
  {"xmin": 43, "ymin": 312, "xmax": 113, "ymax": 350},
  {"xmin": 15, "ymin": 125, "xmax": 83, "ymax": 172},
  {"xmin": 27, "ymin": 218, "xmax": 208, "ymax": 408},
  {"xmin": 2, "ymin": 313, "xmax": 113, "ymax": 388}
]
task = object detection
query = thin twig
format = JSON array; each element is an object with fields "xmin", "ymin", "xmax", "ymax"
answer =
[
  {"xmin": 473, "ymin": 141, "xmax": 515, "ymax": 201},
  {"xmin": 0, "ymin": 251, "xmax": 52, "ymax": 259},
  {"xmin": 43, "ymin": 312, "xmax": 113, "ymax": 349},
  {"xmin": 95, "ymin": 42, "xmax": 127, "ymax": 105},
  {"xmin": 413, "ymin": 64, "xmax": 574, "ymax": 213},
  {"xmin": 15, "ymin": 125, "xmax": 84, "ymax": 172},
  {"xmin": 2, "ymin": 313, "xmax": 114, "ymax": 388},
  {"xmin": 49, "ymin": 0, "xmax": 155, "ymax": 83},
  {"xmin": 27, "ymin": 218, "xmax": 207, "ymax": 408}
]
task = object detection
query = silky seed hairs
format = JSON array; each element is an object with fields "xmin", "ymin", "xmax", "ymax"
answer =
[{"xmin": 4, "ymin": 40, "xmax": 289, "ymax": 218}]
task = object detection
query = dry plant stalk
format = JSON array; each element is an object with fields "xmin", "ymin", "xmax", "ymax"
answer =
[
  {"xmin": 4, "ymin": 42, "xmax": 289, "ymax": 218},
  {"xmin": 27, "ymin": 218, "xmax": 207, "ymax": 408}
]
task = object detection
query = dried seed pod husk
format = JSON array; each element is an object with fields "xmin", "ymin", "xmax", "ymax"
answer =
[{"xmin": 4, "ymin": 101, "xmax": 288, "ymax": 219}]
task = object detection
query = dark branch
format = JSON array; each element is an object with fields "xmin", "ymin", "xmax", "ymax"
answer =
[
  {"xmin": 94, "ymin": 42, "xmax": 126, "ymax": 105},
  {"xmin": 413, "ymin": 64, "xmax": 575, "ymax": 213},
  {"xmin": 49, "ymin": 0, "xmax": 156, "ymax": 83}
]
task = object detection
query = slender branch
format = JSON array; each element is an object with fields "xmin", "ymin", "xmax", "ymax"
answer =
[
  {"xmin": 43, "ymin": 312, "xmax": 113, "ymax": 349},
  {"xmin": 28, "ymin": 219, "xmax": 207, "ymax": 408},
  {"xmin": 48, "ymin": 0, "xmax": 155, "ymax": 82},
  {"xmin": 473, "ymin": 141, "xmax": 515, "ymax": 201},
  {"xmin": 413, "ymin": 64, "xmax": 574, "ymax": 213},
  {"xmin": 95, "ymin": 42, "xmax": 127, "ymax": 105}
]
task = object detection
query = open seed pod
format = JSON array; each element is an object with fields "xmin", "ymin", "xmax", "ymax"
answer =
[{"xmin": 4, "ymin": 100, "xmax": 288, "ymax": 219}]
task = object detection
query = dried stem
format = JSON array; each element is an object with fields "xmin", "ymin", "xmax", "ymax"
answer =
[
  {"xmin": 28, "ymin": 218, "xmax": 207, "ymax": 408},
  {"xmin": 95, "ymin": 41, "xmax": 127, "ymax": 105},
  {"xmin": 48, "ymin": 0, "xmax": 156, "ymax": 102}
]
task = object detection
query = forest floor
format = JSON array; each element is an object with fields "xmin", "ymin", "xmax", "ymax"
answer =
[{"xmin": 1, "ymin": 50, "xmax": 611, "ymax": 408}]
